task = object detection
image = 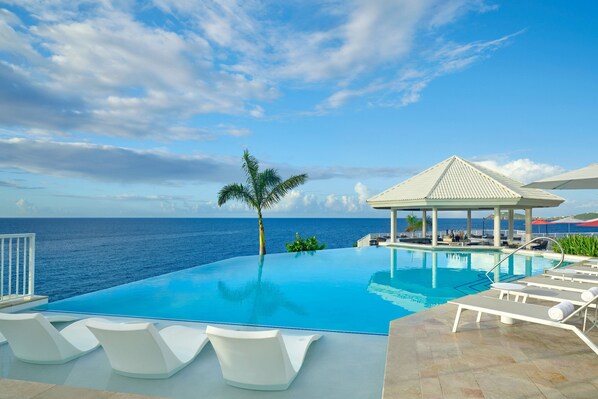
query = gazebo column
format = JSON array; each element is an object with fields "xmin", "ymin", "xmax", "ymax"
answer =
[
  {"xmin": 525, "ymin": 208, "xmax": 533, "ymax": 244},
  {"xmin": 507, "ymin": 209, "xmax": 514, "ymax": 244},
  {"xmin": 493, "ymin": 207, "xmax": 501, "ymax": 247},
  {"xmin": 466, "ymin": 210, "xmax": 472, "ymax": 240},
  {"xmin": 390, "ymin": 209, "xmax": 397, "ymax": 243},
  {"xmin": 432, "ymin": 208, "xmax": 438, "ymax": 246},
  {"xmin": 422, "ymin": 210, "xmax": 427, "ymax": 238}
]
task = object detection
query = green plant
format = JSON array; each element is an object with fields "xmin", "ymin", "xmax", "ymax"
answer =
[
  {"xmin": 286, "ymin": 233, "xmax": 326, "ymax": 252},
  {"xmin": 555, "ymin": 235, "xmax": 598, "ymax": 257},
  {"xmin": 218, "ymin": 150, "xmax": 308, "ymax": 255},
  {"xmin": 404, "ymin": 214, "xmax": 432, "ymax": 233}
]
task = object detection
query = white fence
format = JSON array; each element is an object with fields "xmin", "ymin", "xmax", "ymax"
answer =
[{"xmin": 1, "ymin": 233, "xmax": 35, "ymax": 303}]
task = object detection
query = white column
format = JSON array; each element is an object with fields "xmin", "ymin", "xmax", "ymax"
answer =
[
  {"xmin": 422, "ymin": 210, "xmax": 427, "ymax": 238},
  {"xmin": 466, "ymin": 209, "xmax": 472, "ymax": 240},
  {"xmin": 507, "ymin": 209, "xmax": 514, "ymax": 244},
  {"xmin": 390, "ymin": 209, "xmax": 397, "ymax": 243},
  {"xmin": 494, "ymin": 207, "xmax": 501, "ymax": 247},
  {"xmin": 432, "ymin": 208, "xmax": 438, "ymax": 246},
  {"xmin": 525, "ymin": 208, "xmax": 533, "ymax": 244}
]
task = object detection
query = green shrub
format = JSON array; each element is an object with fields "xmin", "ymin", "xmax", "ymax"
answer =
[
  {"xmin": 286, "ymin": 232, "xmax": 326, "ymax": 252},
  {"xmin": 555, "ymin": 235, "xmax": 598, "ymax": 257}
]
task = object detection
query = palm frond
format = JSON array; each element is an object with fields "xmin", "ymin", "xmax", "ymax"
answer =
[
  {"xmin": 257, "ymin": 168, "xmax": 282, "ymax": 203},
  {"xmin": 217, "ymin": 183, "xmax": 257, "ymax": 209},
  {"xmin": 242, "ymin": 150, "xmax": 260, "ymax": 195},
  {"xmin": 262, "ymin": 173, "xmax": 308, "ymax": 209}
]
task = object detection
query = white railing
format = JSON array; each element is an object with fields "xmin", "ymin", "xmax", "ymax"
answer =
[{"xmin": 1, "ymin": 233, "xmax": 35, "ymax": 303}]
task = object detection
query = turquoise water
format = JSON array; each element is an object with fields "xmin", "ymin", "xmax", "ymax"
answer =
[{"xmin": 42, "ymin": 247, "xmax": 565, "ymax": 334}]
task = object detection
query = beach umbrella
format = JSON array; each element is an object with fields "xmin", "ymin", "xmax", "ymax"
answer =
[
  {"xmin": 523, "ymin": 163, "xmax": 598, "ymax": 189},
  {"xmin": 550, "ymin": 217, "xmax": 585, "ymax": 233},
  {"xmin": 577, "ymin": 218, "xmax": 598, "ymax": 227},
  {"xmin": 532, "ymin": 218, "xmax": 551, "ymax": 234}
]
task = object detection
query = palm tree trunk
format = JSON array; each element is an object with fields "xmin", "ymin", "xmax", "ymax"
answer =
[{"xmin": 258, "ymin": 210, "xmax": 266, "ymax": 255}]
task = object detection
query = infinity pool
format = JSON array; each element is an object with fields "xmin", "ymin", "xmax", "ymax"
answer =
[{"xmin": 42, "ymin": 247, "xmax": 565, "ymax": 334}]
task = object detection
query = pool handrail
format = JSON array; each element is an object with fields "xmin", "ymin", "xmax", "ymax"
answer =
[{"xmin": 485, "ymin": 236, "xmax": 565, "ymax": 285}]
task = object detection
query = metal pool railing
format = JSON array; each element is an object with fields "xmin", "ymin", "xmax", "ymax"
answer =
[
  {"xmin": 485, "ymin": 236, "xmax": 564, "ymax": 285},
  {"xmin": 0, "ymin": 233, "xmax": 36, "ymax": 303}
]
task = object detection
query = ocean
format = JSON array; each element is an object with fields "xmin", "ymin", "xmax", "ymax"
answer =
[{"xmin": 0, "ymin": 218, "xmax": 595, "ymax": 301}]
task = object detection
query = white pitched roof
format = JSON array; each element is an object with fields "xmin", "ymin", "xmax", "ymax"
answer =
[{"xmin": 367, "ymin": 156, "xmax": 564, "ymax": 210}]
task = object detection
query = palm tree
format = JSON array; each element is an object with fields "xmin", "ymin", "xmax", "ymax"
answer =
[
  {"xmin": 218, "ymin": 150, "xmax": 308, "ymax": 255},
  {"xmin": 404, "ymin": 214, "xmax": 432, "ymax": 236}
]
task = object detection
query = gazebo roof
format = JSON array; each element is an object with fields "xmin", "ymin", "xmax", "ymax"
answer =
[{"xmin": 367, "ymin": 156, "xmax": 564, "ymax": 210}]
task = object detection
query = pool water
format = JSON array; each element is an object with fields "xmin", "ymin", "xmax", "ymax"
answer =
[{"xmin": 42, "ymin": 247, "xmax": 565, "ymax": 334}]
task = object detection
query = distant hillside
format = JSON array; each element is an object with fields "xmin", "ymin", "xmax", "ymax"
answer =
[
  {"xmin": 574, "ymin": 212, "xmax": 598, "ymax": 221},
  {"xmin": 487, "ymin": 211, "xmax": 526, "ymax": 220}
]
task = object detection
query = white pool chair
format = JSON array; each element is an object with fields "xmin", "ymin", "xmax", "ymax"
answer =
[
  {"xmin": 0, "ymin": 314, "xmax": 80, "ymax": 346},
  {"xmin": 0, "ymin": 313, "xmax": 105, "ymax": 364},
  {"xmin": 492, "ymin": 284, "xmax": 598, "ymax": 308},
  {"xmin": 523, "ymin": 275, "xmax": 598, "ymax": 292},
  {"xmin": 556, "ymin": 263, "xmax": 598, "ymax": 275},
  {"xmin": 545, "ymin": 270, "xmax": 598, "ymax": 284},
  {"xmin": 86, "ymin": 320, "xmax": 208, "ymax": 379},
  {"xmin": 206, "ymin": 325, "xmax": 321, "ymax": 391},
  {"xmin": 450, "ymin": 295, "xmax": 598, "ymax": 355}
]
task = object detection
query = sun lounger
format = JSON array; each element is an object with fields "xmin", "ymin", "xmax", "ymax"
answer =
[
  {"xmin": 206, "ymin": 325, "xmax": 321, "ymax": 391},
  {"xmin": 86, "ymin": 320, "xmax": 208, "ymax": 379},
  {"xmin": 0, "ymin": 313, "xmax": 106, "ymax": 364},
  {"xmin": 450, "ymin": 295, "xmax": 598, "ymax": 355},
  {"xmin": 491, "ymin": 284, "xmax": 598, "ymax": 308},
  {"xmin": 545, "ymin": 270, "xmax": 598, "ymax": 284},
  {"xmin": 0, "ymin": 314, "xmax": 81, "ymax": 346},
  {"xmin": 560, "ymin": 264, "xmax": 598, "ymax": 275},
  {"xmin": 521, "ymin": 275, "xmax": 598, "ymax": 292}
]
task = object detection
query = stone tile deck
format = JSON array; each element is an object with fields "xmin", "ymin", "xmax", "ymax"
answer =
[
  {"xmin": 0, "ymin": 378, "xmax": 165, "ymax": 399},
  {"xmin": 383, "ymin": 291, "xmax": 598, "ymax": 399}
]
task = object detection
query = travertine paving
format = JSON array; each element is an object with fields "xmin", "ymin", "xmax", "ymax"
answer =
[
  {"xmin": 0, "ymin": 378, "xmax": 165, "ymax": 399},
  {"xmin": 383, "ymin": 291, "xmax": 598, "ymax": 399}
]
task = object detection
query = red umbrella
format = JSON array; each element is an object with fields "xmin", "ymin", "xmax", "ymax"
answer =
[
  {"xmin": 532, "ymin": 218, "xmax": 551, "ymax": 234},
  {"xmin": 577, "ymin": 219, "xmax": 598, "ymax": 227}
]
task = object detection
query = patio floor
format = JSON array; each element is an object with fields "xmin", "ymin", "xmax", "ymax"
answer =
[{"xmin": 383, "ymin": 289, "xmax": 598, "ymax": 399}]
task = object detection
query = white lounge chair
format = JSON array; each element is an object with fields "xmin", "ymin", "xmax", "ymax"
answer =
[
  {"xmin": 545, "ymin": 270, "xmax": 598, "ymax": 284},
  {"xmin": 562, "ymin": 263, "xmax": 598, "ymax": 275},
  {"xmin": 0, "ymin": 314, "xmax": 80, "ymax": 346},
  {"xmin": 492, "ymin": 284, "xmax": 598, "ymax": 308},
  {"xmin": 86, "ymin": 320, "xmax": 208, "ymax": 379},
  {"xmin": 523, "ymin": 275, "xmax": 598, "ymax": 292},
  {"xmin": 0, "ymin": 313, "xmax": 105, "ymax": 364},
  {"xmin": 206, "ymin": 325, "xmax": 321, "ymax": 391},
  {"xmin": 450, "ymin": 295, "xmax": 598, "ymax": 355}
]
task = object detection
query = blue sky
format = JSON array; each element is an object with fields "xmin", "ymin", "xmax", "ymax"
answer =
[{"xmin": 0, "ymin": 1, "xmax": 596, "ymax": 218}]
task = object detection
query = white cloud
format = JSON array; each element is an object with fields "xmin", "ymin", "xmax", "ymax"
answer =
[
  {"xmin": 474, "ymin": 158, "xmax": 565, "ymax": 183},
  {"xmin": 0, "ymin": 0, "xmax": 510, "ymax": 140},
  {"xmin": 15, "ymin": 198, "xmax": 36, "ymax": 213},
  {"xmin": 354, "ymin": 182, "xmax": 371, "ymax": 203}
]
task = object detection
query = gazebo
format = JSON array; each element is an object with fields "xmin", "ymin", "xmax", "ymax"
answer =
[{"xmin": 367, "ymin": 156, "xmax": 565, "ymax": 247}]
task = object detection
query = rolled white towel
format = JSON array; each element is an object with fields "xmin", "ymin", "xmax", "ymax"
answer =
[
  {"xmin": 548, "ymin": 301, "xmax": 575, "ymax": 321},
  {"xmin": 581, "ymin": 287, "xmax": 598, "ymax": 302}
]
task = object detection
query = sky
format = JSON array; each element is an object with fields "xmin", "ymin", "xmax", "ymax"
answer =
[{"xmin": 0, "ymin": 0, "xmax": 596, "ymax": 218}]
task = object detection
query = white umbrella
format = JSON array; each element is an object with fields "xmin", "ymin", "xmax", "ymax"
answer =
[
  {"xmin": 523, "ymin": 164, "xmax": 598, "ymax": 189},
  {"xmin": 550, "ymin": 217, "xmax": 585, "ymax": 233}
]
